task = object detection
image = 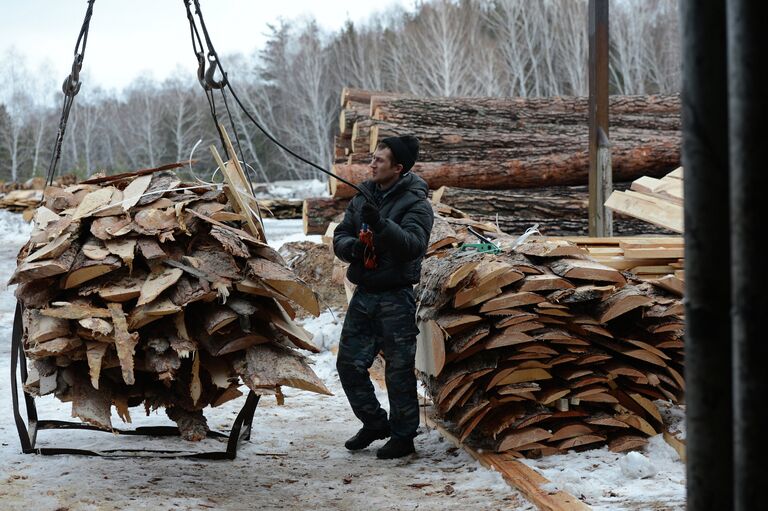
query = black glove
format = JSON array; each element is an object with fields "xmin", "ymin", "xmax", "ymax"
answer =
[
  {"xmin": 361, "ymin": 202, "xmax": 382, "ymax": 230},
  {"xmin": 349, "ymin": 239, "xmax": 366, "ymax": 261}
]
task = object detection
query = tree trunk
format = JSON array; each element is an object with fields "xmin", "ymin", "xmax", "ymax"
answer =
[
  {"xmin": 368, "ymin": 123, "xmax": 681, "ymax": 162},
  {"xmin": 330, "ymin": 139, "xmax": 680, "ymax": 198},
  {"xmin": 339, "ymin": 104, "xmax": 369, "ymax": 134},
  {"xmin": 371, "ymin": 94, "xmax": 681, "ymax": 130},
  {"xmin": 351, "ymin": 119, "xmax": 375, "ymax": 153},
  {"xmin": 257, "ymin": 199, "xmax": 304, "ymax": 220},
  {"xmin": 432, "ymin": 184, "xmax": 676, "ymax": 236},
  {"xmin": 340, "ymin": 87, "xmax": 406, "ymax": 108},
  {"xmin": 302, "ymin": 197, "xmax": 351, "ymax": 235}
]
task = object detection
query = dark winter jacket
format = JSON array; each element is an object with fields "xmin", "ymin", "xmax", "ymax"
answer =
[{"xmin": 333, "ymin": 173, "xmax": 434, "ymax": 292}]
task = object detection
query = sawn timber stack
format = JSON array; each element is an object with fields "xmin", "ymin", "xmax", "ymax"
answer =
[
  {"xmin": 10, "ymin": 167, "xmax": 331, "ymax": 440},
  {"xmin": 415, "ymin": 225, "xmax": 684, "ymax": 458}
]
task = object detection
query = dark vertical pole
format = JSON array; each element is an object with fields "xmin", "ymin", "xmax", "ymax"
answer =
[
  {"xmin": 588, "ymin": 0, "xmax": 610, "ymax": 236},
  {"xmin": 728, "ymin": 1, "xmax": 768, "ymax": 508},
  {"xmin": 680, "ymin": 1, "xmax": 733, "ymax": 509}
]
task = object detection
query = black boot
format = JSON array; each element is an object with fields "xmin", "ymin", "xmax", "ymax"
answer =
[
  {"xmin": 345, "ymin": 427, "xmax": 391, "ymax": 451},
  {"xmin": 376, "ymin": 437, "xmax": 415, "ymax": 459}
]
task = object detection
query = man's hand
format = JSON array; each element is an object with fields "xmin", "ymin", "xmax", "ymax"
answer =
[{"xmin": 361, "ymin": 202, "xmax": 382, "ymax": 230}]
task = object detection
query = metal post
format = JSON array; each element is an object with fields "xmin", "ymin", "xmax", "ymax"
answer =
[
  {"xmin": 680, "ymin": 1, "xmax": 733, "ymax": 509},
  {"xmin": 728, "ymin": 1, "xmax": 768, "ymax": 508},
  {"xmin": 588, "ymin": 0, "xmax": 611, "ymax": 236}
]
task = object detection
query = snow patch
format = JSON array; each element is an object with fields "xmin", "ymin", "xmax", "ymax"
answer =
[{"xmin": 619, "ymin": 451, "xmax": 657, "ymax": 479}]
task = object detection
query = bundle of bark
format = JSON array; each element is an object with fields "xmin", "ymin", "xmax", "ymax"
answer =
[
  {"xmin": 10, "ymin": 166, "xmax": 331, "ymax": 440},
  {"xmin": 415, "ymin": 220, "xmax": 684, "ymax": 458},
  {"xmin": 304, "ymin": 87, "xmax": 681, "ymax": 236}
]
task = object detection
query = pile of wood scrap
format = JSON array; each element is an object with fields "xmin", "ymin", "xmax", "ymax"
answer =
[
  {"xmin": 1, "ymin": 175, "xmax": 79, "ymax": 217},
  {"xmin": 0, "ymin": 189, "xmax": 43, "ymax": 214},
  {"xmin": 1, "ymin": 174, "xmax": 77, "ymax": 194},
  {"xmin": 303, "ymin": 86, "xmax": 681, "ymax": 236},
  {"xmin": 11, "ymin": 164, "xmax": 330, "ymax": 440},
  {"xmin": 415, "ymin": 226, "xmax": 684, "ymax": 458}
]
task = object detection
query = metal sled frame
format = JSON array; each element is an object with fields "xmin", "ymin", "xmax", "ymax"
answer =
[{"xmin": 10, "ymin": 302, "xmax": 259, "ymax": 459}]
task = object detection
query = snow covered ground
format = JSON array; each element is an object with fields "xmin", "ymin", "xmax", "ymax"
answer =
[{"xmin": 0, "ymin": 210, "xmax": 686, "ymax": 510}]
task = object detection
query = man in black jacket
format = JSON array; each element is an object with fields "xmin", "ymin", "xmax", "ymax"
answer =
[{"xmin": 333, "ymin": 135, "xmax": 434, "ymax": 459}]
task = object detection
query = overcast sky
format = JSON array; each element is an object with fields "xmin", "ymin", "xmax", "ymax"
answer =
[{"xmin": 0, "ymin": 0, "xmax": 410, "ymax": 92}]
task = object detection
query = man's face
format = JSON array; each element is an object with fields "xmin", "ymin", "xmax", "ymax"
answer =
[{"xmin": 369, "ymin": 147, "xmax": 402, "ymax": 187}]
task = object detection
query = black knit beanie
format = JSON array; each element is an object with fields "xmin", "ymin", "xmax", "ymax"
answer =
[{"xmin": 381, "ymin": 135, "xmax": 419, "ymax": 173}]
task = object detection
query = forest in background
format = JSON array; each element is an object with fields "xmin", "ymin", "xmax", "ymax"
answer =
[{"xmin": 0, "ymin": 0, "xmax": 680, "ymax": 184}]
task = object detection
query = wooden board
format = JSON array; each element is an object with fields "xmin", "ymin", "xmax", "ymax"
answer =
[{"xmin": 424, "ymin": 411, "xmax": 591, "ymax": 511}]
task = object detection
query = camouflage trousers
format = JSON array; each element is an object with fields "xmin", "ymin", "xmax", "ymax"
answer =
[{"xmin": 336, "ymin": 286, "xmax": 420, "ymax": 440}]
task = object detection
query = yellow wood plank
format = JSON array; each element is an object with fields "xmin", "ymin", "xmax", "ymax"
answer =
[
  {"xmin": 605, "ymin": 190, "xmax": 683, "ymax": 233},
  {"xmin": 622, "ymin": 247, "xmax": 685, "ymax": 259},
  {"xmin": 209, "ymin": 145, "xmax": 263, "ymax": 240},
  {"xmin": 217, "ymin": 124, "xmax": 267, "ymax": 241},
  {"xmin": 663, "ymin": 429, "xmax": 686, "ymax": 462},
  {"xmin": 424, "ymin": 411, "xmax": 590, "ymax": 511}
]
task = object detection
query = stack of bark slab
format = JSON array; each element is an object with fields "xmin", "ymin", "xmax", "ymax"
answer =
[
  {"xmin": 308, "ymin": 87, "xmax": 682, "ymax": 236},
  {"xmin": 415, "ymin": 229, "xmax": 684, "ymax": 458},
  {"xmin": 11, "ymin": 167, "xmax": 330, "ymax": 440}
]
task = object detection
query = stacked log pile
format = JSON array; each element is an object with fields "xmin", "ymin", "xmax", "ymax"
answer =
[
  {"xmin": 415, "ymin": 224, "xmax": 684, "ymax": 457},
  {"xmin": 306, "ymin": 87, "xmax": 681, "ymax": 236},
  {"xmin": 11, "ymin": 166, "xmax": 330, "ymax": 440}
]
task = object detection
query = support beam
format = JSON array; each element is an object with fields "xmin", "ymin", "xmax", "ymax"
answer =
[
  {"xmin": 588, "ymin": 0, "xmax": 611, "ymax": 236},
  {"xmin": 728, "ymin": 1, "xmax": 768, "ymax": 508},
  {"xmin": 680, "ymin": 1, "xmax": 733, "ymax": 509}
]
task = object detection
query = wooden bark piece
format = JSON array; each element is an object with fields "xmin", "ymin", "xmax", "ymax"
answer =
[
  {"xmin": 519, "ymin": 274, "xmax": 575, "ymax": 292},
  {"xmin": 96, "ymin": 270, "xmax": 146, "ymax": 302},
  {"xmin": 82, "ymin": 237, "xmax": 111, "ymax": 260},
  {"xmin": 497, "ymin": 427, "xmax": 552, "ymax": 452},
  {"xmin": 108, "ymin": 303, "xmax": 139, "ymax": 385},
  {"xmin": 105, "ymin": 238, "xmax": 137, "ymax": 271},
  {"xmin": 137, "ymin": 267, "xmax": 183, "ymax": 306},
  {"xmin": 72, "ymin": 187, "xmax": 117, "ymax": 220},
  {"xmin": 26, "ymin": 336, "xmax": 82, "ymax": 359},
  {"xmin": 86, "ymin": 341, "xmax": 109, "ymax": 389},
  {"xmin": 90, "ymin": 215, "xmax": 132, "ymax": 240},
  {"xmin": 203, "ymin": 306, "xmax": 238, "ymax": 334},
  {"xmin": 120, "ymin": 174, "xmax": 153, "ymax": 211},
  {"xmin": 210, "ymin": 225, "xmax": 250, "ymax": 258},
  {"xmin": 549, "ymin": 258, "xmax": 627, "ymax": 284},
  {"xmin": 597, "ymin": 285, "xmax": 654, "ymax": 323},
  {"xmin": 247, "ymin": 258, "xmax": 320, "ymax": 316},
  {"xmin": 24, "ymin": 232, "xmax": 73, "ymax": 263},
  {"xmin": 9, "ymin": 241, "xmax": 79, "ymax": 285},
  {"xmin": 136, "ymin": 172, "xmax": 180, "ymax": 206},
  {"xmin": 137, "ymin": 238, "xmax": 167, "ymax": 260},
  {"xmin": 479, "ymin": 291, "xmax": 546, "ymax": 313},
  {"xmin": 27, "ymin": 309, "xmax": 71, "ymax": 344},
  {"xmin": 72, "ymin": 375, "xmax": 112, "ymax": 430},
  {"xmin": 235, "ymin": 344, "xmax": 332, "ymax": 395},
  {"xmin": 42, "ymin": 302, "xmax": 111, "ymax": 319},
  {"xmin": 63, "ymin": 251, "xmax": 121, "ymax": 289},
  {"xmin": 133, "ymin": 208, "xmax": 177, "ymax": 235},
  {"xmin": 515, "ymin": 239, "xmax": 589, "ymax": 258}
]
